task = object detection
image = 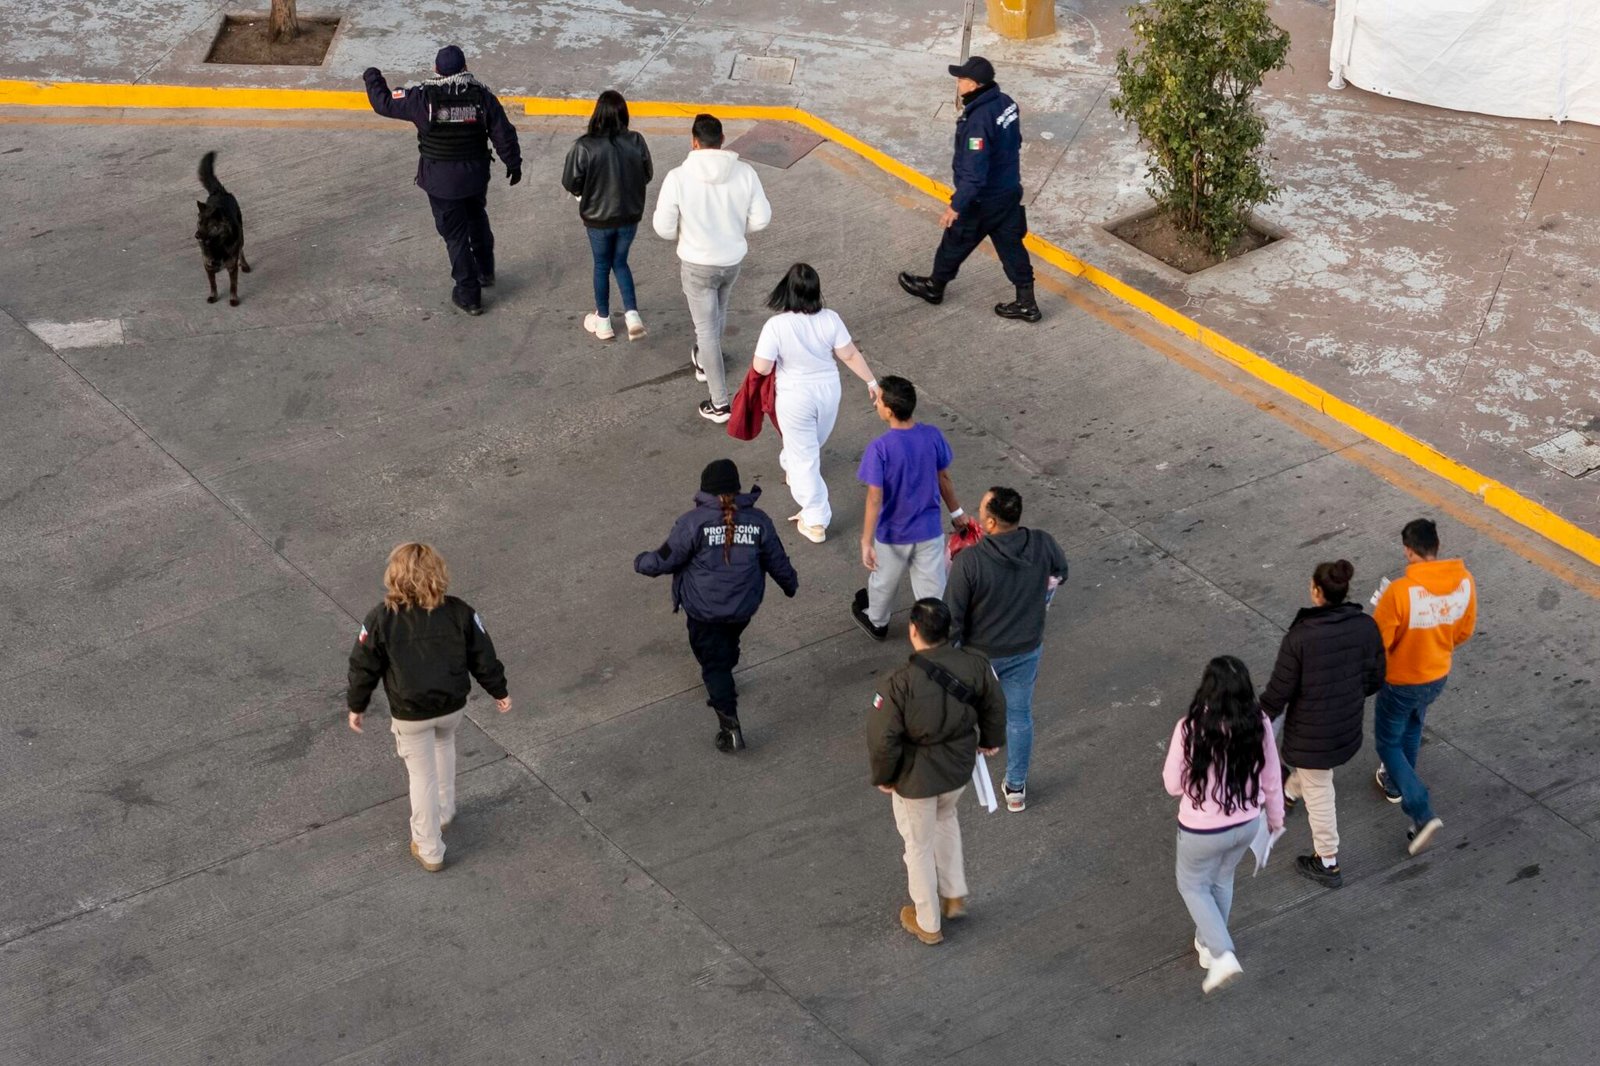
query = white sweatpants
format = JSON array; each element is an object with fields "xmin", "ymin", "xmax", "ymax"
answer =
[{"xmin": 775, "ymin": 373, "xmax": 842, "ymax": 528}]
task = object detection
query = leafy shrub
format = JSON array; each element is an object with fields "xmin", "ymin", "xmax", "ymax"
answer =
[{"xmin": 1111, "ymin": 0, "xmax": 1291, "ymax": 257}]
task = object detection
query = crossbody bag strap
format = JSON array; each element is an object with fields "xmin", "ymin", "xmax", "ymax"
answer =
[{"xmin": 910, "ymin": 654, "xmax": 980, "ymax": 708}]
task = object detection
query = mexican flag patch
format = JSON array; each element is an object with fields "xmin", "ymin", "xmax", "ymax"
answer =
[{"xmin": 967, "ymin": 136, "xmax": 984, "ymax": 150}]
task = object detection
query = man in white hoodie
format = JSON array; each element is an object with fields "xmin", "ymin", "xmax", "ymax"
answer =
[{"xmin": 653, "ymin": 114, "xmax": 773, "ymax": 423}]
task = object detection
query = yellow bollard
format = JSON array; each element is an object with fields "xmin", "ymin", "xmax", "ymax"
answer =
[{"xmin": 985, "ymin": 0, "xmax": 1056, "ymax": 40}]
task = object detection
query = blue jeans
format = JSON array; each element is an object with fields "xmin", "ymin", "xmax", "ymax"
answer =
[
  {"xmin": 991, "ymin": 646, "xmax": 1043, "ymax": 790},
  {"xmin": 1373, "ymin": 676, "xmax": 1447, "ymax": 824},
  {"xmin": 586, "ymin": 224, "xmax": 638, "ymax": 316},
  {"xmin": 1175, "ymin": 817, "xmax": 1258, "ymax": 956}
]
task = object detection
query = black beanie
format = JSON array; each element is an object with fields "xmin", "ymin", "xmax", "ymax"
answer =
[
  {"xmin": 700, "ymin": 459, "xmax": 741, "ymax": 495},
  {"xmin": 435, "ymin": 45, "xmax": 466, "ymax": 76}
]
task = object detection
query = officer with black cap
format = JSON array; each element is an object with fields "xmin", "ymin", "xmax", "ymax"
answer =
[
  {"xmin": 899, "ymin": 56, "xmax": 1040, "ymax": 323},
  {"xmin": 363, "ymin": 46, "xmax": 522, "ymax": 315}
]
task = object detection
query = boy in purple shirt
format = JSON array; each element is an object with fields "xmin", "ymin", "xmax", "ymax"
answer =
[{"xmin": 852, "ymin": 376, "xmax": 972, "ymax": 640}]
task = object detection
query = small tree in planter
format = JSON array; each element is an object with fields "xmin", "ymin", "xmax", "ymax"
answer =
[
  {"xmin": 1111, "ymin": 0, "xmax": 1290, "ymax": 258},
  {"xmin": 270, "ymin": 0, "xmax": 300, "ymax": 43}
]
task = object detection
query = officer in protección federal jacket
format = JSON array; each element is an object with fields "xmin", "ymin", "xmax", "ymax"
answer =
[
  {"xmin": 363, "ymin": 46, "xmax": 522, "ymax": 315},
  {"xmin": 898, "ymin": 56, "xmax": 1040, "ymax": 323},
  {"xmin": 634, "ymin": 459, "xmax": 799, "ymax": 754}
]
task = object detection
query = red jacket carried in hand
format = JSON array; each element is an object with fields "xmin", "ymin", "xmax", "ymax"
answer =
[{"xmin": 728, "ymin": 368, "xmax": 780, "ymax": 441}]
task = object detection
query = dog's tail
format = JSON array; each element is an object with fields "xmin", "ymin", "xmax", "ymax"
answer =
[{"xmin": 198, "ymin": 151, "xmax": 226, "ymax": 196}]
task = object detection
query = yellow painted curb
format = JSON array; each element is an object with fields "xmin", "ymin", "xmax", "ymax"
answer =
[{"xmin": 3, "ymin": 77, "xmax": 1596, "ymax": 567}]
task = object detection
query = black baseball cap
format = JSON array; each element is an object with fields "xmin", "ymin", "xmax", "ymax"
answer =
[{"xmin": 948, "ymin": 56, "xmax": 995, "ymax": 83}]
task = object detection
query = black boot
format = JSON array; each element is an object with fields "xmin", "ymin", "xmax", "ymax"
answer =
[
  {"xmin": 714, "ymin": 712, "xmax": 746, "ymax": 753},
  {"xmin": 898, "ymin": 272, "xmax": 946, "ymax": 305},
  {"xmin": 994, "ymin": 284, "xmax": 1041, "ymax": 322}
]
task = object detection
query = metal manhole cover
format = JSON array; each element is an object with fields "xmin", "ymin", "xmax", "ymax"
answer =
[
  {"xmin": 730, "ymin": 54, "xmax": 796, "ymax": 85},
  {"xmin": 1527, "ymin": 429, "xmax": 1600, "ymax": 478},
  {"xmin": 724, "ymin": 121, "xmax": 823, "ymax": 169}
]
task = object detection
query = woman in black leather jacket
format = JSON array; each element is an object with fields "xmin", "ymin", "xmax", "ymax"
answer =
[{"xmin": 562, "ymin": 90, "xmax": 654, "ymax": 341}]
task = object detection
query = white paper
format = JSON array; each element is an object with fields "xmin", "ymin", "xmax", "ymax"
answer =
[
  {"xmin": 1250, "ymin": 818, "xmax": 1286, "ymax": 876},
  {"xmin": 1369, "ymin": 575, "xmax": 1392, "ymax": 609},
  {"xmin": 972, "ymin": 752, "xmax": 998, "ymax": 813}
]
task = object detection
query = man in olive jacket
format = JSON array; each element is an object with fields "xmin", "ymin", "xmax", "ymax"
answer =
[{"xmin": 867, "ymin": 598, "xmax": 1006, "ymax": 945}]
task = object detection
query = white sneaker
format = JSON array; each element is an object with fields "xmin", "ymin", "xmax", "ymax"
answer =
[
  {"xmin": 795, "ymin": 522, "xmax": 826, "ymax": 544},
  {"xmin": 1194, "ymin": 938, "xmax": 1213, "ymax": 969},
  {"xmin": 624, "ymin": 310, "xmax": 647, "ymax": 340},
  {"xmin": 584, "ymin": 312, "xmax": 615, "ymax": 341},
  {"xmin": 1202, "ymin": 951, "xmax": 1243, "ymax": 993},
  {"xmin": 1407, "ymin": 817, "xmax": 1443, "ymax": 855}
]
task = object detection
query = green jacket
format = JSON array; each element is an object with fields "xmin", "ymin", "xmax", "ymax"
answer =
[{"xmin": 867, "ymin": 644, "xmax": 1007, "ymax": 799}]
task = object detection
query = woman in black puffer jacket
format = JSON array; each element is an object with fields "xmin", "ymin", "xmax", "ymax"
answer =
[{"xmin": 1259, "ymin": 560, "xmax": 1385, "ymax": 889}]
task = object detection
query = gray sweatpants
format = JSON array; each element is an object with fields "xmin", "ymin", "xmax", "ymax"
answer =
[
  {"xmin": 866, "ymin": 535, "xmax": 948, "ymax": 627},
  {"xmin": 1174, "ymin": 815, "xmax": 1259, "ymax": 956},
  {"xmin": 682, "ymin": 260, "xmax": 741, "ymax": 407}
]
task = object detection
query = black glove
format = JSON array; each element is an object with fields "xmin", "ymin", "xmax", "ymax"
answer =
[
  {"xmin": 363, "ymin": 67, "xmax": 381, "ymax": 81},
  {"xmin": 506, "ymin": 165, "xmax": 522, "ymax": 187}
]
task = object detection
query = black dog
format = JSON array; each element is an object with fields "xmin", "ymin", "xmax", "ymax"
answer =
[{"xmin": 195, "ymin": 151, "xmax": 250, "ymax": 306}]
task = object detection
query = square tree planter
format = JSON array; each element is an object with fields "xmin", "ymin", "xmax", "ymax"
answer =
[
  {"xmin": 1106, "ymin": 205, "xmax": 1283, "ymax": 275},
  {"xmin": 205, "ymin": 13, "xmax": 341, "ymax": 66}
]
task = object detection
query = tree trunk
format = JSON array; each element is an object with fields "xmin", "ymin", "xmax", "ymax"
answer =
[{"xmin": 269, "ymin": 0, "xmax": 299, "ymax": 43}]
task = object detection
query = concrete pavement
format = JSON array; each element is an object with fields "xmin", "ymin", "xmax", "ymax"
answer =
[
  {"xmin": 1, "ymin": 107, "xmax": 1597, "ymax": 1063},
  {"xmin": 3, "ymin": 0, "xmax": 1598, "ymax": 544}
]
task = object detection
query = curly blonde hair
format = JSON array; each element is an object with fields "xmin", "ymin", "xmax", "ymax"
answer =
[{"xmin": 383, "ymin": 542, "xmax": 449, "ymax": 611}]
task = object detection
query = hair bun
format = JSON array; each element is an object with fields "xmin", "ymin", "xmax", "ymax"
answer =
[{"xmin": 1332, "ymin": 559, "xmax": 1354, "ymax": 583}]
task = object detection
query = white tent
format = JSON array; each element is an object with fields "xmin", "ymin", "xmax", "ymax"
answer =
[{"xmin": 1330, "ymin": 0, "xmax": 1600, "ymax": 126}]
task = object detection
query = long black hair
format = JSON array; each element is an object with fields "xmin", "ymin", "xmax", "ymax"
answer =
[
  {"xmin": 1181, "ymin": 656, "xmax": 1266, "ymax": 816},
  {"xmin": 588, "ymin": 90, "xmax": 629, "ymax": 138},
  {"xmin": 766, "ymin": 262, "xmax": 823, "ymax": 314}
]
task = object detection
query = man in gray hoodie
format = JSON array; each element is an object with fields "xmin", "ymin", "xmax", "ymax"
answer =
[{"xmin": 944, "ymin": 486, "xmax": 1068, "ymax": 812}]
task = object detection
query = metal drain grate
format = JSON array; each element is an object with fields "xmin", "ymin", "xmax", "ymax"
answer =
[
  {"xmin": 1527, "ymin": 429, "xmax": 1600, "ymax": 478},
  {"xmin": 730, "ymin": 54, "xmax": 796, "ymax": 85}
]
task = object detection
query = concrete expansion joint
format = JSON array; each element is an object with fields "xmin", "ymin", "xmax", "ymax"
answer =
[{"xmin": 1, "ymin": 76, "xmax": 1597, "ymax": 573}]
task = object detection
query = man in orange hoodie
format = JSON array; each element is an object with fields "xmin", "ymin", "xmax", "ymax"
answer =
[{"xmin": 1370, "ymin": 519, "xmax": 1477, "ymax": 856}]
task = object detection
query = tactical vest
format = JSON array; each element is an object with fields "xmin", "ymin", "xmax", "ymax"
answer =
[{"xmin": 416, "ymin": 85, "xmax": 491, "ymax": 162}]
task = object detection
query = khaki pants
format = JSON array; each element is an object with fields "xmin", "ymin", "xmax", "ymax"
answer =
[
  {"xmin": 391, "ymin": 710, "xmax": 464, "ymax": 864},
  {"xmin": 1286, "ymin": 766, "xmax": 1339, "ymax": 859},
  {"xmin": 891, "ymin": 787, "xmax": 968, "ymax": 933}
]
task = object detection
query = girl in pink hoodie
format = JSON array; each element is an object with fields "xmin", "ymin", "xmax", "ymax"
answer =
[{"xmin": 1163, "ymin": 655, "xmax": 1285, "ymax": 993}]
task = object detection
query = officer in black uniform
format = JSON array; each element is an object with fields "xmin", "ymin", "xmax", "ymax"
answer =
[
  {"xmin": 899, "ymin": 56, "xmax": 1040, "ymax": 323},
  {"xmin": 364, "ymin": 46, "xmax": 522, "ymax": 315}
]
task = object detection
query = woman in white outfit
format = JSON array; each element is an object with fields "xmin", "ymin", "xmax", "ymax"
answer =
[{"xmin": 751, "ymin": 263, "xmax": 877, "ymax": 544}]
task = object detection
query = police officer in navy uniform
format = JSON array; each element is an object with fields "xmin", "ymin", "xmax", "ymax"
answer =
[
  {"xmin": 899, "ymin": 57, "xmax": 1040, "ymax": 323},
  {"xmin": 363, "ymin": 46, "xmax": 522, "ymax": 315}
]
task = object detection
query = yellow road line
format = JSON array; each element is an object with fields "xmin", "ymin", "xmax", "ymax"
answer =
[{"xmin": 3, "ymin": 76, "xmax": 1595, "ymax": 569}]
